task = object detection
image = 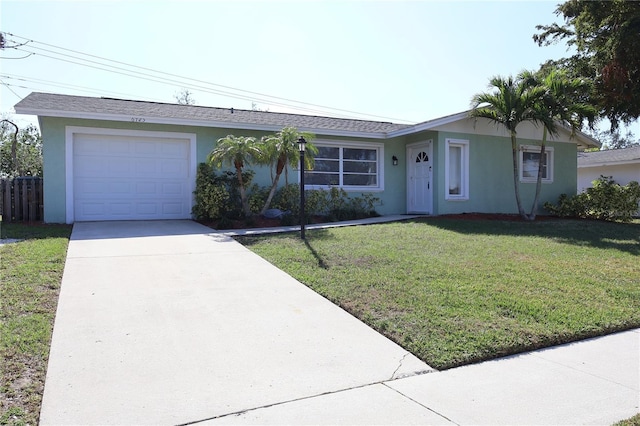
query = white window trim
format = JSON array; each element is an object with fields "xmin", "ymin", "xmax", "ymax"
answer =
[
  {"xmin": 519, "ymin": 144, "xmax": 554, "ymax": 183},
  {"xmin": 445, "ymin": 138, "xmax": 469, "ymax": 201},
  {"xmin": 303, "ymin": 140, "xmax": 384, "ymax": 192}
]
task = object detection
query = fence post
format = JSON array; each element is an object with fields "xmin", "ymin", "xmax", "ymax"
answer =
[
  {"xmin": 21, "ymin": 178, "xmax": 28, "ymax": 221},
  {"xmin": 38, "ymin": 178, "xmax": 43, "ymax": 221},
  {"xmin": 0, "ymin": 179, "xmax": 9, "ymax": 222}
]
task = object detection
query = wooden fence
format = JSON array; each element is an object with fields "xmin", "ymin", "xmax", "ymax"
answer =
[{"xmin": 0, "ymin": 177, "xmax": 44, "ymax": 222}]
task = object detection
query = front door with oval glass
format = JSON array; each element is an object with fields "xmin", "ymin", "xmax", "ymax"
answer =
[{"xmin": 407, "ymin": 143, "xmax": 432, "ymax": 214}]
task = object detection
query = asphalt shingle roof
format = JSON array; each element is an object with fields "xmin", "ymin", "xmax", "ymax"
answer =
[
  {"xmin": 14, "ymin": 92, "xmax": 412, "ymax": 135},
  {"xmin": 578, "ymin": 145, "xmax": 640, "ymax": 166}
]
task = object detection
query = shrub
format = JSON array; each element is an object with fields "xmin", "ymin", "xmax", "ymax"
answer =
[
  {"xmin": 192, "ymin": 163, "xmax": 231, "ymax": 220},
  {"xmin": 545, "ymin": 176, "xmax": 640, "ymax": 222},
  {"xmin": 192, "ymin": 163, "xmax": 255, "ymax": 220},
  {"xmin": 248, "ymin": 184, "xmax": 269, "ymax": 215},
  {"xmin": 195, "ymin": 167, "xmax": 382, "ymax": 224}
]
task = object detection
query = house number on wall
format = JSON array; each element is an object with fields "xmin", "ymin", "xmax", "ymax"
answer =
[{"xmin": 131, "ymin": 117, "xmax": 146, "ymax": 123}]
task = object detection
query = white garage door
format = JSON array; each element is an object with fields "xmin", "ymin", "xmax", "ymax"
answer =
[{"xmin": 73, "ymin": 133, "xmax": 193, "ymax": 221}]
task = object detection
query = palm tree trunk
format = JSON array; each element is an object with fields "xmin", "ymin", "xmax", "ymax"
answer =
[
  {"xmin": 235, "ymin": 165, "xmax": 252, "ymax": 217},
  {"xmin": 260, "ymin": 173, "xmax": 281, "ymax": 215},
  {"xmin": 528, "ymin": 127, "xmax": 548, "ymax": 220},
  {"xmin": 511, "ymin": 132, "xmax": 527, "ymax": 219}
]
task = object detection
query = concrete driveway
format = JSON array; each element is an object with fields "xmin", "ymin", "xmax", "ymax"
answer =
[
  {"xmin": 39, "ymin": 220, "xmax": 436, "ymax": 425},
  {"xmin": 40, "ymin": 220, "xmax": 640, "ymax": 425}
]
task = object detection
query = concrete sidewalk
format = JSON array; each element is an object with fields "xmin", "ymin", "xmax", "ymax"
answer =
[{"xmin": 40, "ymin": 220, "xmax": 639, "ymax": 425}]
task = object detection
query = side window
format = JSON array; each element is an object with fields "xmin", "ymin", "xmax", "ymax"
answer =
[
  {"xmin": 520, "ymin": 145, "xmax": 553, "ymax": 183},
  {"xmin": 445, "ymin": 139, "xmax": 469, "ymax": 200}
]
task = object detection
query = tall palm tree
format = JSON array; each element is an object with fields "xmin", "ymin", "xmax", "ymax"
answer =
[
  {"xmin": 520, "ymin": 70, "xmax": 597, "ymax": 219},
  {"xmin": 207, "ymin": 135, "xmax": 261, "ymax": 217},
  {"xmin": 470, "ymin": 73, "xmax": 552, "ymax": 220},
  {"xmin": 257, "ymin": 127, "xmax": 317, "ymax": 215}
]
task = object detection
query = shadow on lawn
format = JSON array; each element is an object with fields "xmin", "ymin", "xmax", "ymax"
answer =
[{"xmin": 418, "ymin": 217, "xmax": 640, "ymax": 256}]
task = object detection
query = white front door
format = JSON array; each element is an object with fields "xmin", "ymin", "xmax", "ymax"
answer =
[{"xmin": 407, "ymin": 142, "xmax": 432, "ymax": 214}]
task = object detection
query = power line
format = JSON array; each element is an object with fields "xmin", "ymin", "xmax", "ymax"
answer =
[
  {"xmin": 13, "ymin": 46, "xmax": 350, "ymax": 117},
  {"xmin": 3, "ymin": 32, "xmax": 417, "ymax": 124},
  {"xmin": 1, "ymin": 73, "xmax": 166, "ymax": 102},
  {"xmin": 1, "ymin": 80, "xmax": 22, "ymax": 99}
]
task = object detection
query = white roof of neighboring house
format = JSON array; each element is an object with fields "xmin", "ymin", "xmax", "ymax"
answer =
[{"xmin": 578, "ymin": 145, "xmax": 640, "ymax": 168}]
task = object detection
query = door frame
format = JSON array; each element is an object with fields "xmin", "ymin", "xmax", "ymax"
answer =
[{"xmin": 406, "ymin": 140, "xmax": 433, "ymax": 214}]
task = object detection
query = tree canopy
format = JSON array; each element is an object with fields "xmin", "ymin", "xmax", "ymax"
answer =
[
  {"xmin": 534, "ymin": 0, "xmax": 640, "ymax": 128},
  {"xmin": 1, "ymin": 121, "xmax": 42, "ymax": 178}
]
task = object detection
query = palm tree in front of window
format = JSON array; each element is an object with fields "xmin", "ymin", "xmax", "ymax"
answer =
[
  {"xmin": 207, "ymin": 135, "xmax": 261, "ymax": 217},
  {"xmin": 470, "ymin": 73, "xmax": 552, "ymax": 220},
  {"xmin": 257, "ymin": 126, "xmax": 317, "ymax": 215},
  {"xmin": 520, "ymin": 69, "xmax": 597, "ymax": 219}
]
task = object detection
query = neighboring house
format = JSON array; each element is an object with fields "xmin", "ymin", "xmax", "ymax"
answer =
[
  {"xmin": 578, "ymin": 145, "xmax": 640, "ymax": 216},
  {"xmin": 577, "ymin": 145, "xmax": 640, "ymax": 192},
  {"xmin": 14, "ymin": 92, "xmax": 598, "ymax": 224}
]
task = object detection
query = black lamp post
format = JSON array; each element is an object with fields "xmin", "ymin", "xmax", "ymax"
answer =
[{"xmin": 298, "ymin": 136, "xmax": 306, "ymax": 240}]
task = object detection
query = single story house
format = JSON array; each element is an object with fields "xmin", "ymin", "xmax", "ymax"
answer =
[
  {"xmin": 577, "ymin": 145, "xmax": 640, "ymax": 192},
  {"xmin": 15, "ymin": 92, "xmax": 598, "ymax": 224}
]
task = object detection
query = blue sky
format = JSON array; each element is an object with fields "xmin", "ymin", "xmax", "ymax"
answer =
[{"xmin": 0, "ymin": 0, "xmax": 609, "ymax": 129}]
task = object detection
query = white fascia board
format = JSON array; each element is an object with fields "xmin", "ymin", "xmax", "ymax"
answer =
[
  {"xmin": 387, "ymin": 111, "xmax": 472, "ymax": 138},
  {"xmin": 14, "ymin": 107, "xmax": 388, "ymax": 139}
]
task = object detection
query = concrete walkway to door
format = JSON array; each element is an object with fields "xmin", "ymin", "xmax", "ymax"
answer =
[{"xmin": 40, "ymin": 220, "xmax": 639, "ymax": 425}]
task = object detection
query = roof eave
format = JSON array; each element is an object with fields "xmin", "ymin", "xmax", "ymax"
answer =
[
  {"xmin": 15, "ymin": 107, "xmax": 390, "ymax": 139},
  {"xmin": 387, "ymin": 111, "xmax": 471, "ymax": 138}
]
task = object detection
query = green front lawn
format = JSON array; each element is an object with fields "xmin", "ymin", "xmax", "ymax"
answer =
[
  {"xmin": 238, "ymin": 218, "xmax": 640, "ymax": 370},
  {"xmin": 0, "ymin": 223, "xmax": 72, "ymax": 426}
]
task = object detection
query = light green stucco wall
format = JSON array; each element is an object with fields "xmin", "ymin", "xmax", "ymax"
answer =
[
  {"xmin": 39, "ymin": 117, "xmax": 410, "ymax": 221},
  {"xmin": 432, "ymin": 131, "xmax": 577, "ymax": 215},
  {"xmin": 39, "ymin": 117, "xmax": 577, "ymax": 222}
]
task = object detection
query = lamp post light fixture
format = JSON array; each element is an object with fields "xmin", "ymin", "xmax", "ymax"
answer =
[{"xmin": 298, "ymin": 136, "xmax": 307, "ymax": 240}]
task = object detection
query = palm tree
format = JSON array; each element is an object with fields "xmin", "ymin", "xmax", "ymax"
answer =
[
  {"xmin": 207, "ymin": 135, "xmax": 261, "ymax": 217},
  {"xmin": 470, "ymin": 73, "xmax": 552, "ymax": 220},
  {"xmin": 257, "ymin": 127, "xmax": 317, "ymax": 215},
  {"xmin": 520, "ymin": 70, "xmax": 597, "ymax": 219}
]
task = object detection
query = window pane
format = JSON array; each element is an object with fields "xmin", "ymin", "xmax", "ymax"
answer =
[
  {"xmin": 449, "ymin": 145, "xmax": 461, "ymax": 195},
  {"xmin": 316, "ymin": 146, "xmax": 339, "ymax": 159},
  {"xmin": 522, "ymin": 152, "xmax": 547, "ymax": 179},
  {"xmin": 344, "ymin": 148, "xmax": 377, "ymax": 161},
  {"xmin": 343, "ymin": 161, "xmax": 377, "ymax": 173},
  {"xmin": 313, "ymin": 159, "xmax": 339, "ymax": 172},
  {"xmin": 344, "ymin": 174, "xmax": 377, "ymax": 186},
  {"xmin": 306, "ymin": 172, "xmax": 339, "ymax": 185}
]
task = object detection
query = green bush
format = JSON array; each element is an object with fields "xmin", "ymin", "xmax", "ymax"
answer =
[
  {"xmin": 248, "ymin": 184, "xmax": 269, "ymax": 215},
  {"xmin": 545, "ymin": 176, "xmax": 640, "ymax": 222},
  {"xmin": 192, "ymin": 163, "xmax": 255, "ymax": 220},
  {"xmin": 195, "ymin": 165, "xmax": 381, "ymax": 224}
]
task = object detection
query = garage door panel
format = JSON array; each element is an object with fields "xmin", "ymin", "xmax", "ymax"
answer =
[
  {"xmin": 73, "ymin": 133, "xmax": 192, "ymax": 221},
  {"xmin": 161, "ymin": 159, "xmax": 188, "ymax": 177},
  {"xmin": 108, "ymin": 141, "xmax": 130, "ymax": 155},
  {"xmin": 108, "ymin": 158, "xmax": 133, "ymax": 175},
  {"xmin": 136, "ymin": 159, "xmax": 159, "ymax": 176}
]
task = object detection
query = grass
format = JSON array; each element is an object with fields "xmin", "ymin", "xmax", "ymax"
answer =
[
  {"xmin": 0, "ymin": 222, "xmax": 72, "ymax": 426},
  {"xmin": 238, "ymin": 217, "xmax": 640, "ymax": 370}
]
